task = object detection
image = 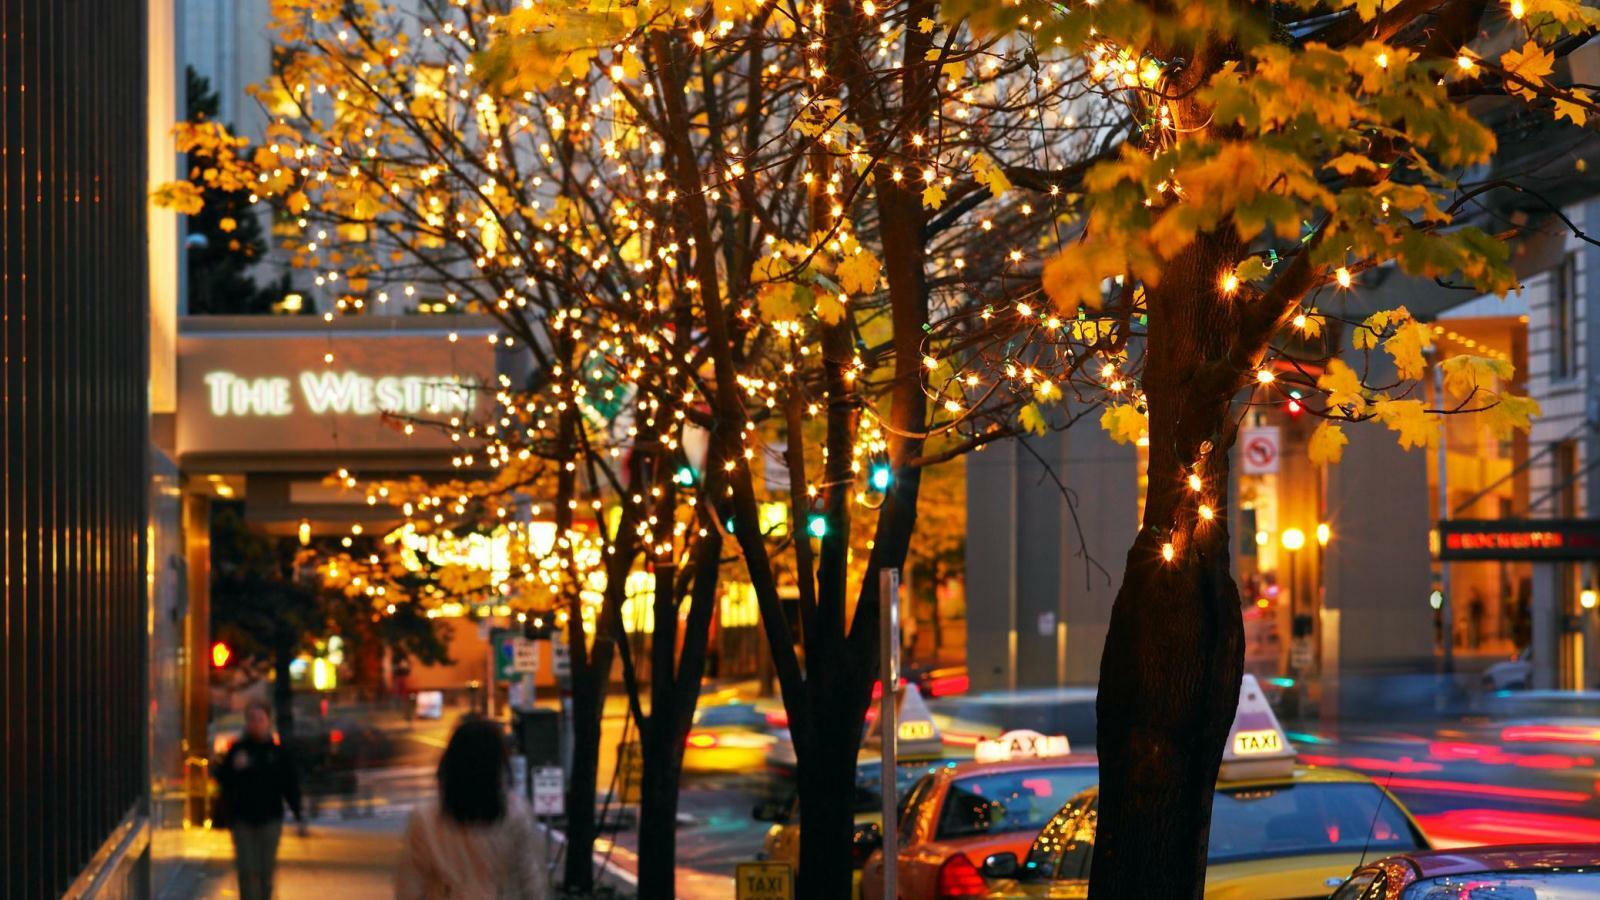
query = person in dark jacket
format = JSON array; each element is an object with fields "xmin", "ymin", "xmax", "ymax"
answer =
[{"xmin": 215, "ymin": 699, "xmax": 305, "ymax": 900}]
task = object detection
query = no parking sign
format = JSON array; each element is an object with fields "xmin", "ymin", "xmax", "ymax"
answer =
[{"xmin": 1239, "ymin": 426, "xmax": 1281, "ymax": 475}]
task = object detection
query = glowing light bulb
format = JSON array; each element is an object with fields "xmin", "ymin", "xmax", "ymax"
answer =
[
  {"xmin": 1256, "ymin": 369, "xmax": 1275, "ymax": 384},
  {"xmin": 1335, "ymin": 267, "xmax": 1352, "ymax": 288},
  {"xmin": 1198, "ymin": 504, "xmax": 1215, "ymax": 521},
  {"xmin": 1187, "ymin": 473, "xmax": 1203, "ymax": 491},
  {"xmin": 1161, "ymin": 542, "xmax": 1176, "ymax": 562},
  {"xmin": 1220, "ymin": 272, "xmax": 1239, "ymax": 294}
]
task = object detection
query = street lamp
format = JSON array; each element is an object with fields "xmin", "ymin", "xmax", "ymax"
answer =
[{"xmin": 1281, "ymin": 528, "xmax": 1307, "ymax": 675}]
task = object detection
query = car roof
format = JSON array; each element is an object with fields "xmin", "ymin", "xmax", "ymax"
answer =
[
  {"xmin": 1381, "ymin": 844, "xmax": 1600, "ymax": 880},
  {"xmin": 943, "ymin": 754, "xmax": 1100, "ymax": 779},
  {"xmin": 1220, "ymin": 765, "xmax": 1375, "ymax": 789}
]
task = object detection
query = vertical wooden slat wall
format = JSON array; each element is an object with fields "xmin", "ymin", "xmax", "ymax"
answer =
[{"xmin": 2, "ymin": 0, "xmax": 150, "ymax": 895}]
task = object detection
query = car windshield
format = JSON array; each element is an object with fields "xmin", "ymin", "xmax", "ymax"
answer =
[
  {"xmin": 1207, "ymin": 782, "xmax": 1423, "ymax": 864},
  {"xmin": 1405, "ymin": 871, "xmax": 1600, "ymax": 899},
  {"xmin": 855, "ymin": 759, "xmax": 952, "ymax": 813},
  {"xmin": 694, "ymin": 704, "xmax": 764, "ymax": 727},
  {"xmin": 935, "ymin": 766, "xmax": 1099, "ymax": 841}
]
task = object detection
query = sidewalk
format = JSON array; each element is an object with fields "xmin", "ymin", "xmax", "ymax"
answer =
[{"xmin": 157, "ymin": 821, "xmax": 402, "ymax": 899}]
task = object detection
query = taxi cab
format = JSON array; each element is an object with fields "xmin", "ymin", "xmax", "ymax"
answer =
[
  {"xmin": 681, "ymin": 699, "xmax": 779, "ymax": 775},
  {"xmin": 757, "ymin": 684, "xmax": 970, "ymax": 881},
  {"xmin": 1332, "ymin": 843, "xmax": 1600, "ymax": 898},
  {"xmin": 859, "ymin": 731, "xmax": 1099, "ymax": 900},
  {"xmin": 980, "ymin": 676, "xmax": 1429, "ymax": 900}
]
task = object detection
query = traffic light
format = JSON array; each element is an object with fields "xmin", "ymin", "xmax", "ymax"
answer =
[
  {"xmin": 806, "ymin": 513, "xmax": 829, "ymax": 538},
  {"xmin": 211, "ymin": 641, "xmax": 232, "ymax": 669},
  {"xmin": 672, "ymin": 464, "xmax": 696, "ymax": 487},
  {"xmin": 1286, "ymin": 390, "xmax": 1304, "ymax": 418}
]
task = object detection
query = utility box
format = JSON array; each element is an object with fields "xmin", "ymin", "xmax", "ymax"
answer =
[{"xmin": 514, "ymin": 708, "xmax": 561, "ymax": 767}]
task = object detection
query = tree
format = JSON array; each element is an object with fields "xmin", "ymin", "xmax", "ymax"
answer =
[
  {"xmin": 178, "ymin": 67, "xmax": 295, "ymax": 315},
  {"xmin": 937, "ymin": 0, "xmax": 1595, "ymax": 895}
]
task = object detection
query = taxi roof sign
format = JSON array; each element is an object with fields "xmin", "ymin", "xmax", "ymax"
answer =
[
  {"xmin": 864, "ymin": 682, "xmax": 945, "ymax": 757},
  {"xmin": 974, "ymin": 729, "xmax": 1071, "ymax": 764},
  {"xmin": 1219, "ymin": 674, "xmax": 1295, "ymax": 781}
]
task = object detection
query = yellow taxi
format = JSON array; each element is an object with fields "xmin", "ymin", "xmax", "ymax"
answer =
[
  {"xmin": 756, "ymin": 684, "xmax": 976, "ymax": 891},
  {"xmin": 681, "ymin": 699, "xmax": 780, "ymax": 775},
  {"xmin": 979, "ymin": 676, "xmax": 1430, "ymax": 900}
]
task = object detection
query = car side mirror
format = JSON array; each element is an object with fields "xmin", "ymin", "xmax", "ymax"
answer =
[
  {"xmin": 982, "ymin": 852, "xmax": 1020, "ymax": 879},
  {"xmin": 751, "ymin": 799, "xmax": 791, "ymax": 823},
  {"xmin": 851, "ymin": 822, "xmax": 884, "ymax": 868}
]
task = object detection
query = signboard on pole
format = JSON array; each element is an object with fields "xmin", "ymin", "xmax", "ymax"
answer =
[
  {"xmin": 736, "ymin": 862, "xmax": 793, "ymax": 900},
  {"xmin": 1239, "ymin": 426, "xmax": 1281, "ymax": 475},
  {"xmin": 511, "ymin": 638, "xmax": 539, "ymax": 674},
  {"xmin": 532, "ymin": 766, "xmax": 564, "ymax": 817},
  {"xmin": 551, "ymin": 635, "xmax": 571, "ymax": 678}
]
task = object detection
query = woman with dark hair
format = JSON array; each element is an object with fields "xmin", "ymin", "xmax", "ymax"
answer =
[{"xmin": 396, "ymin": 717, "xmax": 549, "ymax": 898}]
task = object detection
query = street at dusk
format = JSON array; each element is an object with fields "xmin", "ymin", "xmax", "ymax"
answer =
[{"xmin": 11, "ymin": 1, "xmax": 1600, "ymax": 900}]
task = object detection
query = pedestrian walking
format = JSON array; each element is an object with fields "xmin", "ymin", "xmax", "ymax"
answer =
[
  {"xmin": 214, "ymin": 699, "xmax": 306, "ymax": 900},
  {"xmin": 396, "ymin": 716, "xmax": 549, "ymax": 900}
]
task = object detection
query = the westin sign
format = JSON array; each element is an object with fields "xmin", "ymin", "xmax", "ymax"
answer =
[{"xmin": 177, "ymin": 318, "xmax": 500, "ymax": 459}]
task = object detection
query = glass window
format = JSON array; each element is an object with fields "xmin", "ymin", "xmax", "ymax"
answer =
[
  {"xmin": 1330, "ymin": 870, "xmax": 1385, "ymax": 900},
  {"xmin": 693, "ymin": 703, "xmax": 764, "ymax": 728},
  {"xmin": 935, "ymin": 766, "xmax": 1099, "ymax": 841},
  {"xmin": 1406, "ymin": 870, "xmax": 1600, "ymax": 899},
  {"xmin": 1553, "ymin": 253, "xmax": 1578, "ymax": 380},
  {"xmin": 1022, "ymin": 791, "xmax": 1092, "ymax": 878},
  {"xmin": 1053, "ymin": 802, "xmax": 1098, "ymax": 881},
  {"xmin": 1207, "ymin": 783, "xmax": 1424, "ymax": 864}
]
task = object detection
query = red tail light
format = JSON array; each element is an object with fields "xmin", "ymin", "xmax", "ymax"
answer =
[
  {"xmin": 936, "ymin": 854, "xmax": 987, "ymax": 899},
  {"xmin": 763, "ymin": 709, "xmax": 788, "ymax": 728},
  {"xmin": 686, "ymin": 732, "xmax": 718, "ymax": 750},
  {"xmin": 927, "ymin": 673, "xmax": 969, "ymax": 697},
  {"xmin": 329, "ymin": 728, "xmax": 344, "ymax": 745}
]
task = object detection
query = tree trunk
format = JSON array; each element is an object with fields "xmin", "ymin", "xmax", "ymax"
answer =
[
  {"xmin": 562, "ymin": 662, "xmax": 604, "ymax": 893},
  {"xmin": 793, "ymin": 713, "xmax": 862, "ymax": 900},
  {"xmin": 1090, "ymin": 237, "xmax": 1255, "ymax": 899},
  {"xmin": 635, "ymin": 734, "xmax": 684, "ymax": 899}
]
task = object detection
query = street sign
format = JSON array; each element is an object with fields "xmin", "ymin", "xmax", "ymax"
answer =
[
  {"xmin": 532, "ymin": 766, "xmax": 564, "ymax": 817},
  {"xmin": 1239, "ymin": 426, "xmax": 1281, "ymax": 475},
  {"xmin": 551, "ymin": 635, "xmax": 571, "ymax": 678},
  {"xmin": 735, "ymin": 862, "xmax": 793, "ymax": 900},
  {"xmin": 512, "ymin": 638, "xmax": 539, "ymax": 674}
]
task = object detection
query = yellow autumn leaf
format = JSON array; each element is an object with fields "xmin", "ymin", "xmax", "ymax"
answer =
[
  {"xmin": 1500, "ymin": 41, "xmax": 1554, "ymax": 81},
  {"xmin": 1484, "ymin": 393, "xmax": 1540, "ymax": 439},
  {"xmin": 1308, "ymin": 421, "xmax": 1348, "ymax": 466},
  {"xmin": 816, "ymin": 291, "xmax": 847, "ymax": 324},
  {"xmin": 922, "ymin": 182, "xmax": 947, "ymax": 210},
  {"xmin": 1384, "ymin": 319, "xmax": 1433, "ymax": 380},
  {"xmin": 917, "ymin": 17, "xmax": 935, "ymax": 32},
  {"xmin": 286, "ymin": 190, "xmax": 312, "ymax": 215},
  {"xmin": 1555, "ymin": 95, "xmax": 1590, "ymax": 126},
  {"xmin": 1326, "ymin": 153, "xmax": 1379, "ymax": 176},
  {"xmin": 837, "ymin": 247, "xmax": 882, "ymax": 294},
  {"xmin": 972, "ymin": 152, "xmax": 1012, "ymax": 198},
  {"xmin": 1100, "ymin": 403, "xmax": 1147, "ymax": 445},
  {"xmin": 1373, "ymin": 398, "xmax": 1438, "ymax": 449},
  {"xmin": 219, "ymin": 216, "xmax": 238, "ymax": 233},
  {"xmin": 151, "ymin": 181, "xmax": 204, "ymax": 215},
  {"xmin": 1439, "ymin": 355, "xmax": 1514, "ymax": 398},
  {"xmin": 1019, "ymin": 403, "xmax": 1049, "ymax": 436},
  {"xmin": 1034, "ymin": 379, "xmax": 1062, "ymax": 403},
  {"xmin": 1317, "ymin": 359, "xmax": 1368, "ymax": 413},
  {"xmin": 1296, "ymin": 308, "xmax": 1323, "ymax": 340}
]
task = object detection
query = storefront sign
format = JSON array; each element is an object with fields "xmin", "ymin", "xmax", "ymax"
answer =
[
  {"xmin": 176, "ymin": 317, "xmax": 501, "ymax": 458},
  {"xmin": 1438, "ymin": 519, "xmax": 1600, "ymax": 561}
]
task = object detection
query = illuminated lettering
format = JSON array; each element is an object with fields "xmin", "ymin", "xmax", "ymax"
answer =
[
  {"xmin": 202, "ymin": 370, "xmax": 478, "ymax": 417},
  {"xmin": 898, "ymin": 721, "xmax": 935, "ymax": 741},
  {"xmin": 204, "ymin": 371, "xmax": 293, "ymax": 416},
  {"xmin": 1232, "ymin": 729, "xmax": 1283, "ymax": 755}
]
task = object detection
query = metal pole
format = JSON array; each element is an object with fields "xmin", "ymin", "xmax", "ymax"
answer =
[
  {"xmin": 879, "ymin": 568, "xmax": 901, "ymax": 900},
  {"xmin": 1435, "ymin": 363, "xmax": 1454, "ymax": 675}
]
